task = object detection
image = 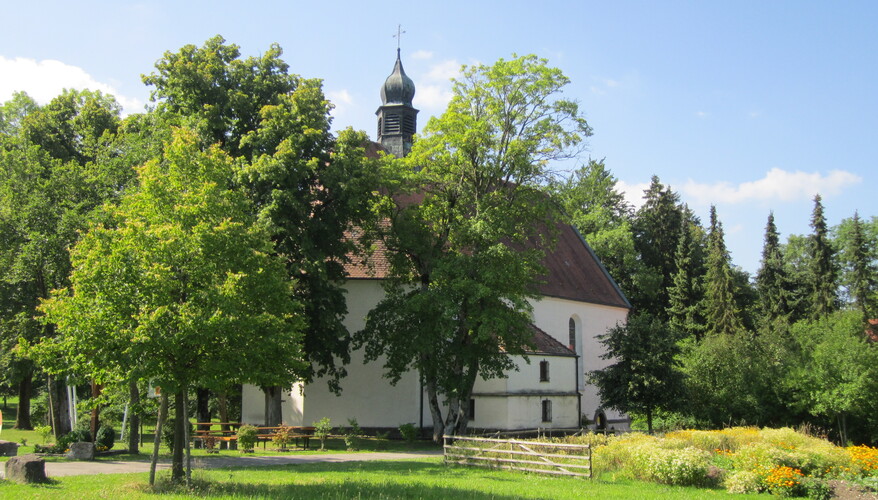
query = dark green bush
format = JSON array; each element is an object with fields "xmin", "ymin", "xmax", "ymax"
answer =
[{"xmin": 95, "ymin": 425, "xmax": 115, "ymax": 450}]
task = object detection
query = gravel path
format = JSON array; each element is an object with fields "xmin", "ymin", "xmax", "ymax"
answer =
[{"xmin": 1, "ymin": 450, "xmax": 442, "ymax": 478}]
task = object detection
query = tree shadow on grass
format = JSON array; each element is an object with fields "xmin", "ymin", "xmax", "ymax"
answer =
[{"xmin": 148, "ymin": 460, "xmax": 546, "ymax": 499}]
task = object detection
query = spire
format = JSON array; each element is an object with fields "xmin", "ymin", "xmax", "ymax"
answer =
[
  {"xmin": 376, "ymin": 44, "xmax": 419, "ymax": 158},
  {"xmin": 380, "ymin": 48, "xmax": 416, "ymax": 106}
]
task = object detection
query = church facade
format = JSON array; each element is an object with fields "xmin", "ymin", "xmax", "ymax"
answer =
[{"xmin": 241, "ymin": 51, "xmax": 631, "ymax": 432}]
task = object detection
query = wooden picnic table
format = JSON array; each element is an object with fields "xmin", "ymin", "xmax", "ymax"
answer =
[{"xmin": 190, "ymin": 423, "xmax": 317, "ymax": 450}]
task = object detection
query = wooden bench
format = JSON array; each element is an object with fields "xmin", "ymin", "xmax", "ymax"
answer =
[{"xmin": 191, "ymin": 423, "xmax": 316, "ymax": 450}]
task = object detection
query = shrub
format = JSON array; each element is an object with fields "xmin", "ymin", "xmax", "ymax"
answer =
[
  {"xmin": 724, "ymin": 470, "xmax": 763, "ymax": 494},
  {"xmin": 628, "ymin": 444, "xmax": 711, "ymax": 486},
  {"xmin": 34, "ymin": 425, "xmax": 53, "ymax": 444},
  {"xmin": 344, "ymin": 418, "xmax": 361, "ymax": 450},
  {"xmin": 95, "ymin": 425, "xmax": 115, "ymax": 451},
  {"xmin": 236, "ymin": 424, "xmax": 258, "ymax": 451},
  {"xmin": 313, "ymin": 417, "xmax": 332, "ymax": 451},
  {"xmin": 399, "ymin": 422, "xmax": 418, "ymax": 443},
  {"xmin": 272, "ymin": 425, "xmax": 296, "ymax": 450}
]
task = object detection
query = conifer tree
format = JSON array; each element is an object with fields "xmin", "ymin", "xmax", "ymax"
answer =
[
  {"xmin": 632, "ymin": 176, "xmax": 684, "ymax": 318},
  {"xmin": 808, "ymin": 194, "xmax": 837, "ymax": 318},
  {"xmin": 756, "ymin": 212, "xmax": 790, "ymax": 324},
  {"xmin": 702, "ymin": 206, "xmax": 743, "ymax": 335},
  {"xmin": 846, "ymin": 212, "xmax": 875, "ymax": 320},
  {"xmin": 667, "ymin": 209, "xmax": 706, "ymax": 340}
]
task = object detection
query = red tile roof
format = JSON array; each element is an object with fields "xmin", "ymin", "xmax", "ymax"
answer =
[
  {"xmin": 528, "ymin": 324, "xmax": 577, "ymax": 357},
  {"xmin": 344, "ymin": 220, "xmax": 630, "ymax": 309}
]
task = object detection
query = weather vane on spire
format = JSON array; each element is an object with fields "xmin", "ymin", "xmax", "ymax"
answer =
[{"xmin": 394, "ymin": 24, "xmax": 406, "ymax": 51}]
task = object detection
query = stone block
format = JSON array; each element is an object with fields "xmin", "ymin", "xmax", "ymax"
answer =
[
  {"xmin": 5, "ymin": 454, "xmax": 47, "ymax": 483},
  {"xmin": 0, "ymin": 440, "xmax": 18, "ymax": 457},
  {"xmin": 66, "ymin": 441, "xmax": 95, "ymax": 461}
]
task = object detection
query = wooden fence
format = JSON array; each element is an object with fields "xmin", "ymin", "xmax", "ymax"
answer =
[{"xmin": 443, "ymin": 435, "xmax": 592, "ymax": 478}]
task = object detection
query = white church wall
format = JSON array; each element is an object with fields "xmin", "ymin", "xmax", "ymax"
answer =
[{"xmin": 530, "ymin": 296, "xmax": 629, "ymax": 426}]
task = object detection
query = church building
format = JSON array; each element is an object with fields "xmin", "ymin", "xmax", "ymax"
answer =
[{"xmin": 241, "ymin": 51, "xmax": 631, "ymax": 433}]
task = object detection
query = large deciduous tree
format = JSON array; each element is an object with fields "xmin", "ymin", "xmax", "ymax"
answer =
[
  {"xmin": 0, "ymin": 90, "xmax": 123, "ymax": 431},
  {"xmin": 144, "ymin": 36, "xmax": 378, "ymax": 403},
  {"xmin": 358, "ymin": 54, "xmax": 591, "ymax": 440},
  {"xmin": 588, "ymin": 313, "xmax": 684, "ymax": 434},
  {"xmin": 32, "ymin": 130, "xmax": 306, "ymax": 483}
]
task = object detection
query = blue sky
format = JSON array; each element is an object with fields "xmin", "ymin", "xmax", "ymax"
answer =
[{"xmin": 2, "ymin": 1, "xmax": 875, "ymax": 274}]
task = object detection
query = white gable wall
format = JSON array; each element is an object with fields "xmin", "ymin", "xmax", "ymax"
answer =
[{"xmin": 242, "ymin": 280, "xmax": 629, "ymax": 430}]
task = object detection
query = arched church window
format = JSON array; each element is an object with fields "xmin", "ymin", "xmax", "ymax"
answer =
[{"xmin": 568, "ymin": 317, "xmax": 576, "ymax": 349}]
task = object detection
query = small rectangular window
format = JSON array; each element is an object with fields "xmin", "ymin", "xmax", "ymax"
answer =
[
  {"xmin": 468, "ymin": 398, "xmax": 475, "ymax": 420},
  {"xmin": 541, "ymin": 400, "xmax": 552, "ymax": 423},
  {"xmin": 539, "ymin": 360, "xmax": 550, "ymax": 382}
]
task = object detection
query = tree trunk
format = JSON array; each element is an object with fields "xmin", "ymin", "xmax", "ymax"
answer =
[
  {"xmin": 90, "ymin": 381, "xmax": 102, "ymax": 441},
  {"xmin": 13, "ymin": 369, "xmax": 33, "ymax": 430},
  {"xmin": 196, "ymin": 388, "xmax": 211, "ymax": 431},
  {"xmin": 424, "ymin": 375, "xmax": 444, "ymax": 443},
  {"xmin": 127, "ymin": 381, "xmax": 140, "ymax": 454},
  {"xmin": 48, "ymin": 377, "xmax": 71, "ymax": 436},
  {"xmin": 647, "ymin": 407, "xmax": 654, "ymax": 435},
  {"xmin": 171, "ymin": 390, "xmax": 185, "ymax": 483},
  {"xmin": 263, "ymin": 386, "xmax": 282, "ymax": 426},
  {"xmin": 149, "ymin": 392, "xmax": 168, "ymax": 486},
  {"xmin": 217, "ymin": 391, "xmax": 230, "ymax": 432},
  {"xmin": 183, "ymin": 387, "xmax": 192, "ymax": 487}
]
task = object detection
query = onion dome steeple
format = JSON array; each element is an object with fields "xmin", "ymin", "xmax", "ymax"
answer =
[
  {"xmin": 381, "ymin": 49, "xmax": 416, "ymax": 106},
  {"xmin": 376, "ymin": 49, "xmax": 419, "ymax": 158}
]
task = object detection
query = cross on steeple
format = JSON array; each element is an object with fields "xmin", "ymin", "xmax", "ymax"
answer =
[{"xmin": 393, "ymin": 24, "xmax": 406, "ymax": 51}]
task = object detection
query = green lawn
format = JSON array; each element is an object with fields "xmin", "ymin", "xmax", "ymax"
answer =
[{"xmin": 0, "ymin": 457, "xmax": 768, "ymax": 499}]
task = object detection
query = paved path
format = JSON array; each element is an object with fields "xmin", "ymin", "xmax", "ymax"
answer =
[{"xmin": 1, "ymin": 451, "xmax": 442, "ymax": 478}]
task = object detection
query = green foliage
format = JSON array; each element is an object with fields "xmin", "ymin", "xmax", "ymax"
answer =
[
  {"xmin": 236, "ymin": 424, "xmax": 258, "ymax": 451},
  {"xmin": 835, "ymin": 213, "xmax": 878, "ymax": 319},
  {"xmin": 550, "ymin": 159, "xmax": 639, "ymax": 299},
  {"xmin": 360, "ymin": 54, "xmax": 588, "ymax": 438},
  {"xmin": 344, "ymin": 418, "xmax": 362, "ymax": 450},
  {"xmin": 313, "ymin": 417, "xmax": 332, "ymax": 451},
  {"xmin": 588, "ymin": 313, "xmax": 684, "ymax": 433},
  {"xmin": 702, "ymin": 206, "xmax": 744, "ymax": 336},
  {"xmin": 667, "ymin": 214, "xmax": 706, "ymax": 340},
  {"xmin": 631, "ymin": 176, "xmax": 685, "ymax": 318},
  {"xmin": 34, "ymin": 424, "xmax": 52, "ymax": 444},
  {"xmin": 95, "ymin": 425, "xmax": 115, "ymax": 450},
  {"xmin": 145, "ymin": 36, "xmax": 379, "ymax": 393},
  {"xmin": 789, "ymin": 311, "xmax": 878, "ymax": 445},
  {"xmin": 399, "ymin": 422, "xmax": 418, "ymax": 443},
  {"xmin": 756, "ymin": 212, "xmax": 792, "ymax": 324},
  {"xmin": 808, "ymin": 195, "xmax": 837, "ymax": 318},
  {"xmin": 272, "ymin": 425, "xmax": 296, "ymax": 450}
]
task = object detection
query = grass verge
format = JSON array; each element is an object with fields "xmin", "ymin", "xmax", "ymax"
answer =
[{"xmin": 0, "ymin": 457, "xmax": 767, "ymax": 499}]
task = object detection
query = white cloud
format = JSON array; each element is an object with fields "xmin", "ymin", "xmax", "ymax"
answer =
[
  {"xmin": 425, "ymin": 59, "xmax": 461, "ymax": 82},
  {"xmin": 695, "ymin": 110, "xmax": 708, "ymax": 118},
  {"xmin": 411, "ymin": 59, "xmax": 460, "ymax": 114},
  {"xmin": 415, "ymin": 84, "xmax": 454, "ymax": 113},
  {"xmin": 616, "ymin": 180, "xmax": 651, "ymax": 210},
  {"xmin": 0, "ymin": 56, "xmax": 144, "ymax": 113},
  {"xmin": 680, "ymin": 168, "xmax": 862, "ymax": 205},
  {"xmin": 327, "ymin": 89, "xmax": 353, "ymax": 106},
  {"xmin": 411, "ymin": 50, "xmax": 433, "ymax": 60}
]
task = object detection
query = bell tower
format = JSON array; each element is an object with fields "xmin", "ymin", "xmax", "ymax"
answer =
[{"xmin": 376, "ymin": 48, "xmax": 418, "ymax": 158}]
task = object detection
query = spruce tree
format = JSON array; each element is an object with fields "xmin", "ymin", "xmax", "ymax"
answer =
[
  {"xmin": 702, "ymin": 206, "xmax": 743, "ymax": 335},
  {"xmin": 808, "ymin": 195, "xmax": 837, "ymax": 318},
  {"xmin": 667, "ymin": 209, "xmax": 706, "ymax": 340},
  {"xmin": 632, "ymin": 176, "xmax": 684, "ymax": 318},
  {"xmin": 756, "ymin": 213, "xmax": 790, "ymax": 324},
  {"xmin": 847, "ymin": 212, "xmax": 875, "ymax": 320}
]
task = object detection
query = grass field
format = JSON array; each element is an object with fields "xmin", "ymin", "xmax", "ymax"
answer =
[
  {"xmin": 1, "ymin": 399, "xmax": 770, "ymax": 498},
  {"xmin": 1, "ymin": 457, "xmax": 769, "ymax": 499}
]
